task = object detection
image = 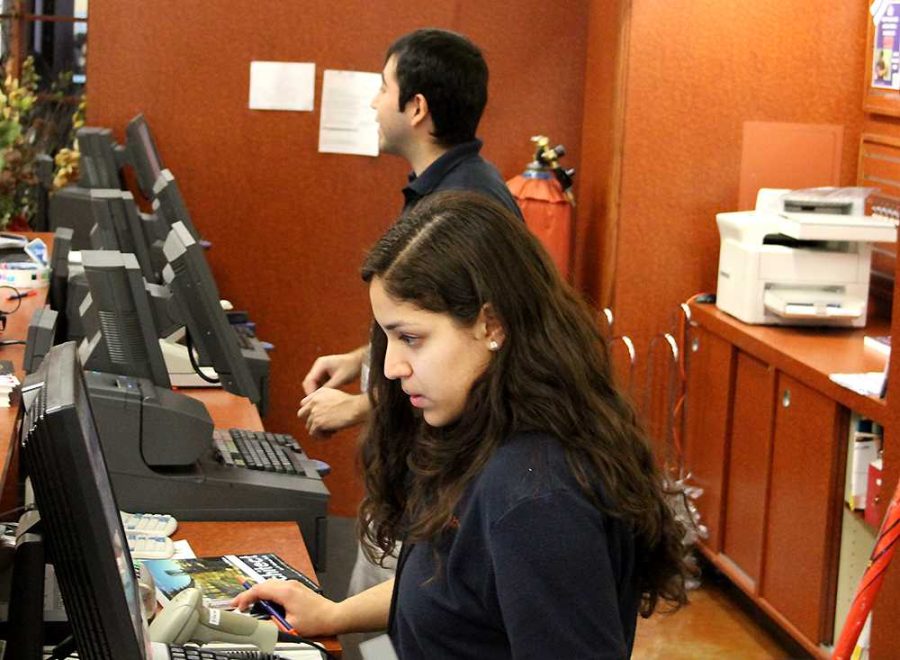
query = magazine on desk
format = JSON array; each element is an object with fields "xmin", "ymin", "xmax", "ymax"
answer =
[{"xmin": 141, "ymin": 552, "xmax": 321, "ymax": 607}]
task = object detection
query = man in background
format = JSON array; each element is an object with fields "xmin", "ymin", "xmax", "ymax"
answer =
[
  {"xmin": 296, "ymin": 28, "xmax": 521, "ymax": 595},
  {"xmin": 298, "ymin": 29, "xmax": 520, "ymax": 441}
]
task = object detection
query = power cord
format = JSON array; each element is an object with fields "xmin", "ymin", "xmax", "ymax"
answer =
[{"xmin": 184, "ymin": 326, "xmax": 220, "ymax": 384}]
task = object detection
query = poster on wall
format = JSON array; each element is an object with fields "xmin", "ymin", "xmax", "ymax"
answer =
[
  {"xmin": 866, "ymin": 0, "xmax": 900, "ymax": 114},
  {"xmin": 872, "ymin": 1, "xmax": 900, "ymax": 90}
]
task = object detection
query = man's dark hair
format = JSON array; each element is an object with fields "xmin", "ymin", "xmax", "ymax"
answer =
[{"xmin": 386, "ymin": 28, "xmax": 488, "ymax": 146}]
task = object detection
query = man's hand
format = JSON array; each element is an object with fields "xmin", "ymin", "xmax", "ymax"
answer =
[
  {"xmin": 302, "ymin": 347, "xmax": 367, "ymax": 395},
  {"xmin": 297, "ymin": 388, "xmax": 371, "ymax": 437}
]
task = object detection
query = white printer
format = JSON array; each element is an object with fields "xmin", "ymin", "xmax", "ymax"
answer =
[{"xmin": 715, "ymin": 187, "xmax": 897, "ymax": 327}]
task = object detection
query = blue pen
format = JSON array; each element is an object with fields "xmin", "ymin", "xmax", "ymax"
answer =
[{"xmin": 241, "ymin": 580, "xmax": 298, "ymax": 635}]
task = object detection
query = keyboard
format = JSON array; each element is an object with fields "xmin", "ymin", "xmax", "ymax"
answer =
[
  {"xmin": 233, "ymin": 324, "xmax": 256, "ymax": 350},
  {"xmin": 214, "ymin": 429, "xmax": 308, "ymax": 475},
  {"xmin": 163, "ymin": 644, "xmax": 274, "ymax": 659}
]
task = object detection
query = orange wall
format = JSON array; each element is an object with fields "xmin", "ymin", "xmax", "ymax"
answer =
[
  {"xmin": 575, "ymin": 0, "xmax": 627, "ymax": 307},
  {"xmin": 592, "ymin": 2, "xmax": 866, "ymax": 352},
  {"xmin": 86, "ymin": 1, "xmax": 590, "ymax": 516}
]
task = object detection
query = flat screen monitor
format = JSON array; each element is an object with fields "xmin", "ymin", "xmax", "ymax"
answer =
[
  {"xmin": 125, "ymin": 114, "xmax": 164, "ymax": 201},
  {"xmin": 78, "ymin": 250, "xmax": 171, "ymax": 388},
  {"xmin": 152, "ymin": 169, "xmax": 202, "ymax": 242},
  {"xmin": 161, "ymin": 222, "xmax": 259, "ymax": 402},
  {"xmin": 24, "ymin": 305, "xmax": 58, "ymax": 374},
  {"xmin": 49, "ymin": 186, "xmax": 97, "ymax": 250},
  {"xmin": 49, "ymin": 226, "xmax": 74, "ymax": 317},
  {"xmin": 76, "ymin": 127, "xmax": 122, "ymax": 190},
  {"xmin": 87, "ymin": 189, "xmax": 157, "ymax": 283},
  {"xmin": 20, "ymin": 341, "xmax": 152, "ymax": 659}
]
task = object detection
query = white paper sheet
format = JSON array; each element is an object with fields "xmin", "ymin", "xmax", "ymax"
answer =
[
  {"xmin": 249, "ymin": 61, "xmax": 315, "ymax": 111},
  {"xmin": 318, "ymin": 69, "xmax": 382, "ymax": 156}
]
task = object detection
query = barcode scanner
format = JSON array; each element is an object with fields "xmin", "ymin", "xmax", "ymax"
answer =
[{"xmin": 148, "ymin": 587, "xmax": 278, "ymax": 651}]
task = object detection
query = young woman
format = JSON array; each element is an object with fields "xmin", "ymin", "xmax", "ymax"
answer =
[{"xmin": 234, "ymin": 191, "xmax": 689, "ymax": 658}]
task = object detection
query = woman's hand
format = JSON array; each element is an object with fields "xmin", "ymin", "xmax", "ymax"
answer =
[{"xmin": 231, "ymin": 579, "xmax": 339, "ymax": 638}]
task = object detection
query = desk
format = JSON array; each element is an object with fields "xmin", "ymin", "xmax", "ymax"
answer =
[
  {"xmin": 684, "ymin": 302, "xmax": 890, "ymax": 657},
  {"xmin": 0, "ymin": 235, "xmax": 340, "ymax": 657},
  {"xmin": 175, "ymin": 521, "xmax": 341, "ymax": 658}
]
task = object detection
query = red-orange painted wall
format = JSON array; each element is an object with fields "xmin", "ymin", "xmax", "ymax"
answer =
[
  {"xmin": 608, "ymin": 2, "xmax": 866, "ymax": 352},
  {"xmin": 85, "ymin": 1, "xmax": 589, "ymax": 516}
]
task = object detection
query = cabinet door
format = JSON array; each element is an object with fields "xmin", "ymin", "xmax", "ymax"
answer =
[
  {"xmin": 723, "ymin": 352, "xmax": 775, "ymax": 589},
  {"xmin": 761, "ymin": 373, "xmax": 841, "ymax": 644},
  {"xmin": 683, "ymin": 325, "xmax": 734, "ymax": 552}
]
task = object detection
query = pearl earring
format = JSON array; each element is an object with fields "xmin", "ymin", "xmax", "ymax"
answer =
[{"xmin": 489, "ymin": 340, "xmax": 500, "ymax": 351}]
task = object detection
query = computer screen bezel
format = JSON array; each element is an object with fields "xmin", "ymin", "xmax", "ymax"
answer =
[
  {"xmin": 162, "ymin": 223, "xmax": 260, "ymax": 402},
  {"xmin": 78, "ymin": 250, "xmax": 171, "ymax": 388},
  {"xmin": 21, "ymin": 341, "xmax": 152, "ymax": 659}
]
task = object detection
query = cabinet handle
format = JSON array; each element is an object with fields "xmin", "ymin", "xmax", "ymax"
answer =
[
  {"xmin": 782, "ymin": 389, "xmax": 791, "ymax": 408},
  {"xmin": 691, "ymin": 338, "xmax": 700, "ymax": 353}
]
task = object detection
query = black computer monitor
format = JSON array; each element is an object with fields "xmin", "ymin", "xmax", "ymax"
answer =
[
  {"xmin": 125, "ymin": 114, "xmax": 164, "ymax": 201},
  {"xmin": 87, "ymin": 190, "xmax": 157, "ymax": 283},
  {"xmin": 152, "ymin": 169, "xmax": 202, "ymax": 243},
  {"xmin": 78, "ymin": 250, "xmax": 171, "ymax": 388},
  {"xmin": 23, "ymin": 305, "xmax": 59, "ymax": 374},
  {"xmin": 76, "ymin": 127, "xmax": 122, "ymax": 190},
  {"xmin": 161, "ymin": 223, "xmax": 259, "ymax": 402},
  {"xmin": 20, "ymin": 341, "xmax": 152, "ymax": 659},
  {"xmin": 49, "ymin": 227, "xmax": 73, "ymax": 315},
  {"xmin": 48, "ymin": 186, "xmax": 97, "ymax": 250}
]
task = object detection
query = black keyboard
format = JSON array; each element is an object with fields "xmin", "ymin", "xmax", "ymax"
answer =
[
  {"xmin": 233, "ymin": 324, "xmax": 256, "ymax": 350},
  {"xmin": 167, "ymin": 644, "xmax": 271, "ymax": 659},
  {"xmin": 214, "ymin": 428, "xmax": 308, "ymax": 475}
]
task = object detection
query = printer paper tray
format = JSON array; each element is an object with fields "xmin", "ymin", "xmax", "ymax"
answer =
[
  {"xmin": 778, "ymin": 213, "xmax": 897, "ymax": 242},
  {"xmin": 763, "ymin": 289, "xmax": 864, "ymax": 320}
]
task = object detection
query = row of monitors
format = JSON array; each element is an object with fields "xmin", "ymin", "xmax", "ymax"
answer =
[
  {"xmin": 50, "ymin": 216, "xmax": 261, "ymax": 406},
  {"xmin": 49, "ymin": 116, "xmax": 260, "ymax": 405},
  {"xmin": 79, "ymin": 114, "xmax": 164, "ymax": 204}
]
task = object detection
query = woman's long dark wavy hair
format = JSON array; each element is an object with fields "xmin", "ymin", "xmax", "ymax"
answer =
[{"xmin": 359, "ymin": 190, "xmax": 689, "ymax": 615}]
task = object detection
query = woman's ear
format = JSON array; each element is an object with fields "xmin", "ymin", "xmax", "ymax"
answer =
[{"xmin": 478, "ymin": 303, "xmax": 506, "ymax": 351}]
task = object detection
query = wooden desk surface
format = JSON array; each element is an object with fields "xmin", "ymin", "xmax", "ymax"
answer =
[
  {"xmin": 691, "ymin": 302, "xmax": 890, "ymax": 424},
  {"xmin": 174, "ymin": 521, "xmax": 341, "ymax": 657}
]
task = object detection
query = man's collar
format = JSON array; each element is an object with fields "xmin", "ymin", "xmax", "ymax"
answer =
[{"xmin": 404, "ymin": 139, "xmax": 483, "ymax": 199}]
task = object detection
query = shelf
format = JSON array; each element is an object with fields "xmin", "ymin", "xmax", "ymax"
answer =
[{"xmin": 689, "ymin": 303, "xmax": 889, "ymax": 426}]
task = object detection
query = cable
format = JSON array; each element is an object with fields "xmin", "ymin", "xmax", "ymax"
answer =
[
  {"xmin": 47, "ymin": 635, "xmax": 76, "ymax": 659},
  {"xmin": 184, "ymin": 326, "xmax": 220, "ymax": 384}
]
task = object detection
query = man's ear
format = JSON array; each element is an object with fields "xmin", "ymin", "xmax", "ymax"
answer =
[
  {"xmin": 477, "ymin": 303, "xmax": 506, "ymax": 349},
  {"xmin": 408, "ymin": 93, "xmax": 430, "ymax": 128}
]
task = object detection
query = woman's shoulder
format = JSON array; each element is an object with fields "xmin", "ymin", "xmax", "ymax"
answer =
[{"xmin": 470, "ymin": 431, "xmax": 580, "ymax": 515}]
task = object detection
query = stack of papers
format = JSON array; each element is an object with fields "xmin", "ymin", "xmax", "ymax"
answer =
[
  {"xmin": 830, "ymin": 372, "xmax": 887, "ymax": 398},
  {"xmin": 0, "ymin": 374, "xmax": 20, "ymax": 407}
]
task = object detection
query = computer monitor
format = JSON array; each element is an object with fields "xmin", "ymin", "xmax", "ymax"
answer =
[
  {"xmin": 76, "ymin": 127, "xmax": 122, "ymax": 190},
  {"xmin": 48, "ymin": 186, "xmax": 97, "ymax": 250},
  {"xmin": 78, "ymin": 250, "xmax": 171, "ymax": 388},
  {"xmin": 125, "ymin": 114, "xmax": 164, "ymax": 201},
  {"xmin": 152, "ymin": 169, "xmax": 202, "ymax": 243},
  {"xmin": 49, "ymin": 227, "xmax": 74, "ymax": 315},
  {"xmin": 87, "ymin": 190, "xmax": 157, "ymax": 283},
  {"xmin": 23, "ymin": 305, "xmax": 59, "ymax": 374},
  {"xmin": 20, "ymin": 341, "xmax": 152, "ymax": 659},
  {"xmin": 161, "ymin": 223, "xmax": 259, "ymax": 402}
]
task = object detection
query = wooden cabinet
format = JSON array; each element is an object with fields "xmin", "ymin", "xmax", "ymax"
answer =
[
  {"xmin": 761, "ymin": 374, "xmax": 843, "ymax": 644},
  {"xmin": 684, "ymin": 303, "xmax": 887, "ymax": 656},
  {"xmin": 722, "ymin": 352, "xmax": 774, "ymax": 590},
  {"xmin": 683, "ymin": 325, "xmax": 733, "ymax": 552}
]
